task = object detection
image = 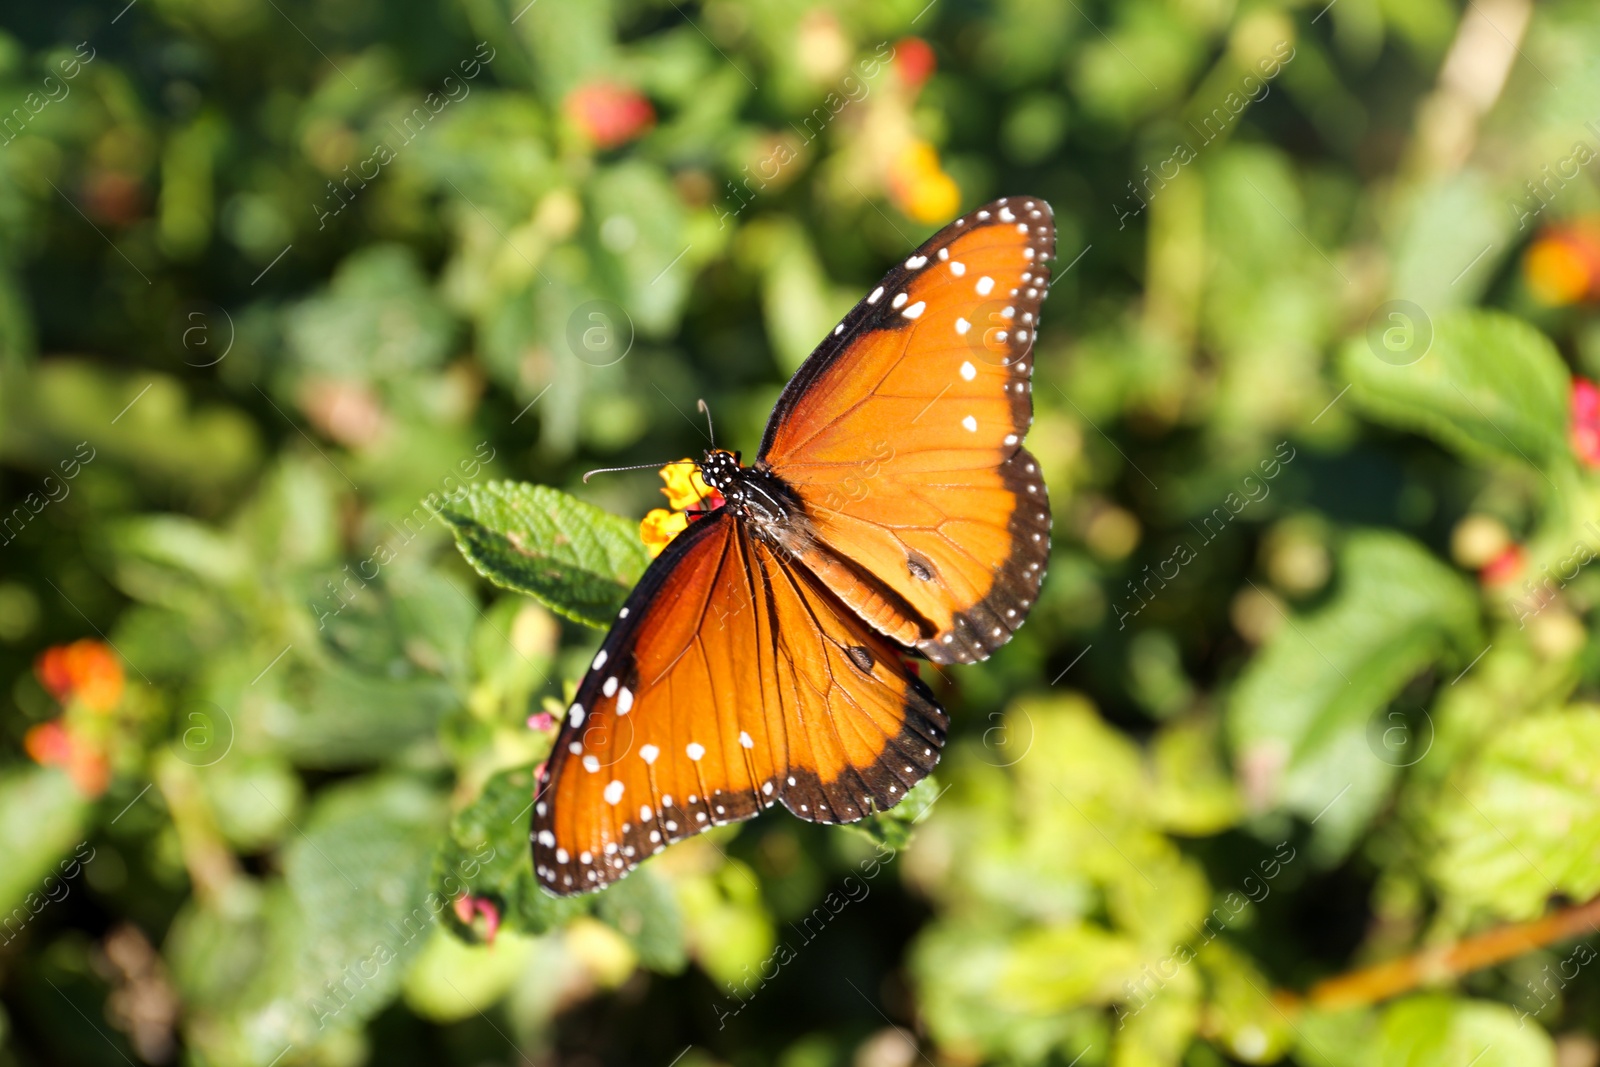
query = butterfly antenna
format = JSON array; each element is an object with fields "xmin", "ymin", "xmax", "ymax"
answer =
[
  {"xmin": 697, "ymin": 398, "xmax": 715, "ymax": 446},
  {"xmin": 581, "ymin": 458, "xmax": 697, "ymax": 484}
]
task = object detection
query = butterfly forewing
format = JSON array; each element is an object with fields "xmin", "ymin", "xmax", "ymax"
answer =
[
  {"xmin": 533, "ymin": 511, "xmax": 947, "ymax": 895},
  {"xmin": 535, "ymin": 196, "xmax": 1053, "ymax": 894},
  {"xmin": 759, "ymin": 197, "xmax": 1055, "ymax": 664}
]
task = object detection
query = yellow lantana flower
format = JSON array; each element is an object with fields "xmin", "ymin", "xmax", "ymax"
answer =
[
  {"xmin": 660, "ymin": 459, "xmax": 715, "ymax": 511},
  {"xmin": 640, "ymin": 461, "xmax": 721, "ymax": 558},
  {"xmin": 640, "ymin": 508, "xmax": 690, "ymax": 558}
]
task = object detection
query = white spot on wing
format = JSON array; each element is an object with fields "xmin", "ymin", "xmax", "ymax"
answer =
[
  {"xmin": 960, "ymin": 361, "xmax": 976, "ymax": 380},
  {"xmin": 604, "ymin": 780, "xmax": 624, "ymax": 804},
  {"xmin": 640, "ymin": 744, "xmax": 659, "ymax": 764},
  {"xmin": 976, "ymin": 276, "xmax": 994, "ymax": 296},
  {"xmin": 902, "ymin": 300, "xmax": 926, "ymax": 320},
  {"xmin": 687, "ymin": 742, "xmax": 706, "ymax": 760},
  {"xmin": 962, "ymin": 415, "xmax": 978, "ymax": 432}
]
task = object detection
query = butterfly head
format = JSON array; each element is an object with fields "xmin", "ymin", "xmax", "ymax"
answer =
[
  {"xmin": 699, "ymin": 448, "xmax": 796, "ymax": 527},
  {"xmin": 698, "ymin": 449, "xmax": 742, "ymax": 495}
]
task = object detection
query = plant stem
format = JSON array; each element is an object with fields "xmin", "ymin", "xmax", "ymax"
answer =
[{"xmin": 1302, "ymin": 895, "xmax": 1600, "ymax": 1011}]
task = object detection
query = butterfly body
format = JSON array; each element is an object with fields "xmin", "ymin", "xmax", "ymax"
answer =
[
  {"xmin": 699, "ymin": 449, "xmax": 803, "ymax": 531},
  {"xmin": 534, "ymin": 197, "xmax": 1057, "ymax": 895}
]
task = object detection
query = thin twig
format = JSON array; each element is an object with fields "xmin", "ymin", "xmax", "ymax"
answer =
[{"xmin": 1300, "ymin": 893, "xmax": 1600, "ymax": 1011}]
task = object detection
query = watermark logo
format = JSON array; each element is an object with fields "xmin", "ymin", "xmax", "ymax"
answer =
[
  {"xmin": 173, "ymin": 302, "xmax": 235, "ymax": 367},
  {"xmin": 1365, "ymin": 704, "xmax": 1434, "ymax": 768},
  {"xmin": 173, "ymin": 700, "xmax": 234, "ymax": 767},
  {"xmin": 566, "ymin": 300, "xmax": 634, "ymax": 367},
  {"xmin": 1366, "ymin": 299, "xmax": 1432, "ymax": 367}
]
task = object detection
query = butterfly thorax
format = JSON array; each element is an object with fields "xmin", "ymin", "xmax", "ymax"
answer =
[{"xmin": 700, "ymin": 449, "xmax": 804, "ymax": 537}]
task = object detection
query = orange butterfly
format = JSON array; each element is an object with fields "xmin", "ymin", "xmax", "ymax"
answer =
[{"xmin": 535, "ymin": 197, "xmax": 1055, "ymax": 894}]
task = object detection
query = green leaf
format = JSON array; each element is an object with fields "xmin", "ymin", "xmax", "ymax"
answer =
[
  {"xmin": 1339, "ymin": 309, "xmax": 1571, "ymax": 469},
  {"xmin": 1298, "ymin": 996, "xmax": 1554, "ymax": 1067},
  {"xmin": 439, "ymin": 481, "xmax": 650, "ymax": 629},
  {"xmin": 434, "ymin": 764, "xmax": 590, "ymax": 938},
  {"xmin": 846, "ymin": 775, "xmax": 943, "ymax": 851},
  {"xmin": 1196, "ymin": 939, "xmax": 1292, "ymax": 1064},
  {"xmin": 757, "ymin": 219, "xmax": 857, "ymax": 375},
  {"xmin": 400, "ymin": 927, "xmax": 538, "ymax": 1023},
  {"xmin": 1433, "ymin": 706, "xmax": 1600, "ymax": 919},
  {"xmin": 281, "ymin": 775, "xmax": 449, "ymax": 1034},
  {"xmin": 0, "ymin": 767, "xmax": 88, "ymax": 920},
  {"xmin": 269, "ymin": 660, "xmax": 457, "ymax": 767},
  {"xmin": 285, "ymin": 245, "xmax": 458, "ymax": 380},
  {"xmin": 1227, "ymin": 530, "xmax": 1481, "ymax": 860},
  {"xmin": 596, "ymin": 867, "xmax": 687, "ymax": 973}
]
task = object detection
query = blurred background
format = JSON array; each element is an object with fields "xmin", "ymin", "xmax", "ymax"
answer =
[{"xmin": 6, "ymin": 0, "xmax": 1600, "ymax": 1064}]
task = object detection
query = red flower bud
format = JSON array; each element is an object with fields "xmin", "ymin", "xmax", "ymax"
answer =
[
  {"xmin": 1573, "ymin": 377, "xmax": 1600, "ymax": 468},
  {"xmin": 565, "ymin": 82, "xmax": 655, "ymax": 149},
  {"xmin": 894, "ymin": 37, "xmax": 936, "ymax": 93}
]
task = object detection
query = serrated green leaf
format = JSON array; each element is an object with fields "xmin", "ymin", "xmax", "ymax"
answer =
[
  {"xmin": 434, "ymin": 764, "xmax": 591, "ymax": 938},
  {"xmin": 1227, "ymin": 530, "xmax": 1481, "ymax": 860},
  {"xmin": 846, "ymin": 774, "xmax": 942, "ymax": 850},
  {"xmin": 285, "ymin": 777, "xmax": 448, "ymax": 1022},
  {"xmin": 193, "ymin": 774, "xmax": 454, "ymax": 1054},
  {"xmin": 1339, "ymin": 309, "xmax": 1571, "ymax": 469},
  {"xmin": 439, "ymin": 481, "xmax": 649, "ymax": 629},
  {"xmin": 1433, "ymin": 706, "xmax": 1600, "ymax": 919}
]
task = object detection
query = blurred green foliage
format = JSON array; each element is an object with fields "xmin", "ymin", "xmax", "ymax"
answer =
[{"xmin": 6, "ymin": 1, "xmax": 1600, "ymax": 1065}]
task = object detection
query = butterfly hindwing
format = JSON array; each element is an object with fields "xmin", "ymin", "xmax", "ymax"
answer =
[
  {"xmin": 758, "ymin": 197, "xmax": 1055, "ymax": 664},
  {"xmin": 533, "ymin": 511, "xmax": 947, "ymax": 895}
]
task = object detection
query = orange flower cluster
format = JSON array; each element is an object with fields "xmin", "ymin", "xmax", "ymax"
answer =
[
  {"xmin": 23, "ymin": 639, "xmax": 124, "ymax": 796},
  {"xmin": 24, "ymin": 639, "xmax": 125, "ymax": 796},
  {"xmin": 640, "ymin": 461, "xmax": 724, "ymax": 558},
  {"xmin": 23, "ymin": 720, "xmax": 108, "ymax": 796},
  {"xmin": 37, "ymin": 639, "xmax": 125, "ymax": 712},
  {"xmin": 565, "ymin": 82, "xmax": 655, "ymax": 149},
  {"xmin": 1524, "ymin": 222, "xmax": 1600, "ymax": 305}
]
